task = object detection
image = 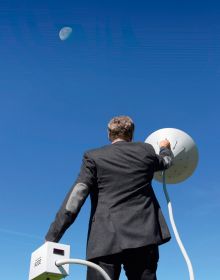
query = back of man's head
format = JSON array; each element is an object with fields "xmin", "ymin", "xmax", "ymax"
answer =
[{"xmin": 108, "ymin": 116, "xmax": 135, "ymax": 142}]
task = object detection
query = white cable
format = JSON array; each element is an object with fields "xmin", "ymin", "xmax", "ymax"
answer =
[
  {"xmin": 162, "ymin": 171, "xmax": 195, "ymax": 280},
  {"xmin": 56, "ymin": 258, "xmax": 112, "ymax": 280}
]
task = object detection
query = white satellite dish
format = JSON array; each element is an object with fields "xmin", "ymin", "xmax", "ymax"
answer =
[{"xmin": 145, "ymin": 128, "xmax": 199, "ymax": 184}]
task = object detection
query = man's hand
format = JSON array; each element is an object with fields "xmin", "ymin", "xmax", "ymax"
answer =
[{"xmin": 159, "ymin": 139, "xmax": 171, "ymax": 149}]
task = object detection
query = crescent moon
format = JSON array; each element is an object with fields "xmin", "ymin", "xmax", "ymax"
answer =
[{"xmin": 59, "ymin": 27, "xmax": 72, "ymax": 41}]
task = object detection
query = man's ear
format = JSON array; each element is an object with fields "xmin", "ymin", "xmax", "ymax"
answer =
[{"xmin": 107, "ymin": 130, "xmax": 111, "ymax": 142}]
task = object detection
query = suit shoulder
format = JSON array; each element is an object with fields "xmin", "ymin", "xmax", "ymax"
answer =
[
  {"xmin": 84, "ymin": 142, "xmax": 156, "ymax": 157},
  {"xmin": 134, "ymin": 141, "xmax": 155, "ymax": 150},
  {"xmin": 132, "ymin": 142, "xmax": 156, "ymax": 155},
  {"xmin": 84, "ymin": 144, "xmax": 111, "ymax": 157}
]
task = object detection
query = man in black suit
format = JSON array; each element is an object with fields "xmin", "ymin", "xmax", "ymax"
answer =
[{"xmin": 45, "ymin": 116, "xmax": 173, "ymax": 280}]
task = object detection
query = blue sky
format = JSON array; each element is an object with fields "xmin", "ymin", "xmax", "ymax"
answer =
[{"xmin": 0, "ymin": 0, "xmax": 220, "ymax": 279}]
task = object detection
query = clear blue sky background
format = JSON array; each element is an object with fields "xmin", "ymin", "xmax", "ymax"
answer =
[{"xmin": 0, "ymin": 0, "xmax": 219, "ymax": 279}]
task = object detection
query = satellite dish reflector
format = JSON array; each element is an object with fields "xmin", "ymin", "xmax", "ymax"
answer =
[{"xmin": 145, "ymin": 128, "xmax": 199, "ymax": 184}]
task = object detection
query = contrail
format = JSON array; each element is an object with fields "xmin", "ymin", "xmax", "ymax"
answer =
[{"xmin": 0, "ymin": 228, "xmax": 42, "ymax": 240}]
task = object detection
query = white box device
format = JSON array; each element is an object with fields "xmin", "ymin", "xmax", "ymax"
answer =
[{"xmin": 29, "ymin": 242, "xmax": 70, "ymax": 280}]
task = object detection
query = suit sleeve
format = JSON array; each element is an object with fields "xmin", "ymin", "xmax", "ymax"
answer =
[
  {"xmin": 45, "ymin": 152, "xmax": 96, "ymax": 242},
  {"xmin": 154, "ymin": 146, "xmax": 173, "ymax": 172}
]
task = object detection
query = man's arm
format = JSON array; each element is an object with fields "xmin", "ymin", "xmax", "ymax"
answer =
[
  {"xmin": 45, "ymin": 152, "xmax": 96, "ymax": 242},
  {"xmin": 154, "ymin": 139, "xmax": 173, "ymax": 171}
]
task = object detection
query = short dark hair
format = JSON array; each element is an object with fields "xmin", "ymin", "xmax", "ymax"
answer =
[{"xmin": 108, "ymin": 116, "xmax": 135, "ymax": 142}]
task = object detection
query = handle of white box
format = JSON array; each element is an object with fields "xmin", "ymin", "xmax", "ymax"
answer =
[{"xmin": 56, "ymin": 258, "xmax": 112, "ymax": 280}]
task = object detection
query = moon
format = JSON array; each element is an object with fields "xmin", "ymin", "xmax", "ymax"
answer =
[{"xmin": 59, "ymin": 27, "xmax": 72, "ymax": 41}]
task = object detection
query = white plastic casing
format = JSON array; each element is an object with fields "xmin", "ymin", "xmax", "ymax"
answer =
[
  {"xmin": 145, "ymin": 128, "xmax": 199, "ymax": 184},
  {"xmin": 29, "ymin": 242, "xmax": 70, "ymax": 280}
]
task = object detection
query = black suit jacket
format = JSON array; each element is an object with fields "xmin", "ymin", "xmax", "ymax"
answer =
[{"xmin": 45, "ymin": 141, "xmax": 173, "ymax": 260}]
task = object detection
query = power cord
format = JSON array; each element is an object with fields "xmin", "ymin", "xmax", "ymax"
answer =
[{"xmin": 162, "ymin": 171, "xmax": 195, "ymax": 280}]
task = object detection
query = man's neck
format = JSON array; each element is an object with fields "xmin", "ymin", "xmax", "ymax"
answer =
[{"xmin": 111, "ymin": 138, "xmax": 130, "ymax": 144}]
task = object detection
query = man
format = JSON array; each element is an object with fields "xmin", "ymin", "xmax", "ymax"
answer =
[{"xmin": 45, "ymin": 116, "xmax": 173, "ymax": 280}]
